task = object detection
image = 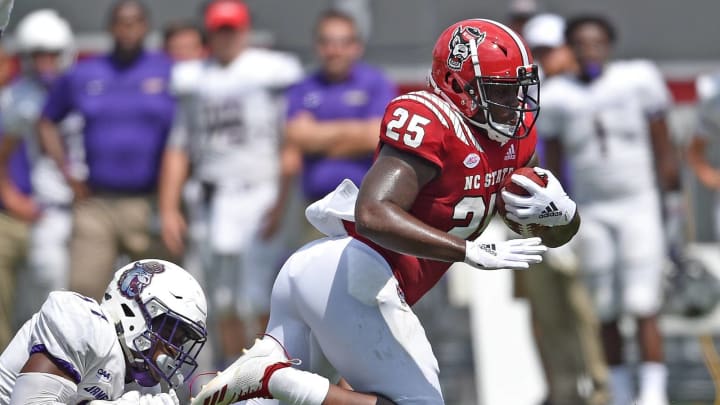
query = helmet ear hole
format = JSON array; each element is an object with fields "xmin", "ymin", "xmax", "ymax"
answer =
[
  {"xmin": 451, "ymin": 79, "xmax": 463, "ymax": 94},
  {"xmin": 121, "ymin": 303, "xmax": 136, "ymax": 318}
]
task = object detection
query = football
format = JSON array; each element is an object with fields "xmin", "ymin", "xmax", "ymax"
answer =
[{"xmin": 496, "ymin": 167, "xmax": 549, "ymax": 238}]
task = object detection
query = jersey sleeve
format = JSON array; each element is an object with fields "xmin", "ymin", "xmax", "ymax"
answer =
[
  {"xmin": 269, "ymin": 52, "xmax": 303, "ymax": 89},
  {"xmin": 27, "ymin": 292, "xmax": 115, "ymax": 384},
  {"xmin": 0, "ymin": 85, "xmax": 27, "ymax": 137},
  {"xmin": 379, "ymin": 96, "xmax": 449, "ymax": 169},
  {"xmin": 633, "ymin": 60, "xmax": 671, "ymax": 116},
  {"xmin": 166, "ymin": 100, "xmax": 190, "ymax": 151},
  {"xmin": 41, "ymin": 72, "xmax": 74, "ymax": 123}
]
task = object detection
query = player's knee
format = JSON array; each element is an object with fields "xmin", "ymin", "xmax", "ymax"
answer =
[
  {"xmin": 624, "ymin": 286, "xmax": 661, "ymax": 318},
  {"xmin": 587, "ymin": 283, "xmax": 619, "ymax": 322}
]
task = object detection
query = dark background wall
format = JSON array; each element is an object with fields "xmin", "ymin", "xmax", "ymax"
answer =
[{"xmin": 8, "ymin": 0, "xmax": 720, "ymax": 66}]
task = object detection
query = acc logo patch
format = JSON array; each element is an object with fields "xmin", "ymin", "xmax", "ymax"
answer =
[
  {"xmin": 118, "ymin": 261, "xmax": 165, "ymax": 299},
  {"xmin": 448, "ymin": 26, "xmax": 486, "ymax": 71},
  {"xmin": 463, "ymin": 152, "xmax": 481, "ymax": 168}
]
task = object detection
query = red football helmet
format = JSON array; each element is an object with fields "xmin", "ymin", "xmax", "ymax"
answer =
[{"xmin": 429, "ymin": 19, "xmax": 540, "ymax": 140}]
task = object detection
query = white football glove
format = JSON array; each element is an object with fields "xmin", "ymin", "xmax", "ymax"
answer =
[
  {"xmin": 501, "ymin": 167, "xmax": 577, "ymax": 227},
  {"xmin": 89, "ymin": 390, "xmax": 179, "ymax": 405},
  {"xmin": 464, "ymin": 237, "xmax": 546, "ymax": 270}
]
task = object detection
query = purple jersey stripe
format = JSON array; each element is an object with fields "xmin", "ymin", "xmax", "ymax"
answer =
[{"xmin": 30, "ymin": 344, "xmax": 82, "ymax": 383}]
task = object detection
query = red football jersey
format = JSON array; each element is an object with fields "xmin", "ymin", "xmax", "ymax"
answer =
[{"xmin": 346, "ymin": 90, "xmax": 536, "ymax": 305}]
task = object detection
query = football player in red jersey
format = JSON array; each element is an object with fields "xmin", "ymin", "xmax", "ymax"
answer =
[{"xmin": 192, "ymin": 18, "xmax": 580, "ymax": 405}]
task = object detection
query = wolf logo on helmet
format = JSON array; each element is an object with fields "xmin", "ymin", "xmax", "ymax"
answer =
[
  {"xmin": 117, "ymin": 261, "xmax": 165, "ymax": 299},
  {"xmin": 102, "ymin": 260, "xmax": 208, "ymax": 388},
  {"xmin": 447, "ymin": 26, "xmax": 485, "ymax": 71}
]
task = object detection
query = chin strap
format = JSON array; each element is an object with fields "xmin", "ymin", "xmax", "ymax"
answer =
[
  {"xmin": 465, "ymin": 116, "xmax": 511, "ymax": 145},
  {"xmin": 114, "ymin": 321, "xmax": 144, "ymax": 370}
]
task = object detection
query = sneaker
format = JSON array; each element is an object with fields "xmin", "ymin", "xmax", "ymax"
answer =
[{"xmin": 191, "ymin": 337, "xmax": 297, "ymax": 405}]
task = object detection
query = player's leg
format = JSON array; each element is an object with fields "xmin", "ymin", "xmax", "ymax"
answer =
[
  {"xmin": 68, "ymin": 197, "xmax": 118, "ymax": 300},
  {"xmin": 239, "ymin": 184, "xmax": 285, "ymax": 348},
  {"xmin": 0, "ymin": 212, "xmax": 29, "ymax": 348},
  {"xmin": 27, "ymin": 206, "xmax": 72, "ymax": 301},
  {"xmin": 619, "ymin": 191, "xmax": 668, "ymax": 405},
  {"xmin": 575, "ymin": 210, "xmax": 628, "ymax": 405},
  {"xmin": 523, "ymin": 247, "xmax": 609, "ymax": 405},
  {"xmin": 194, "ymin": 237, "xmax": 441, "ymax": 404},
  {"xmin": 210, "ymin": 252, "xmax": 248, "ymax": 368},
  {"xmin": 289, "ymin": 238, "xmax": 443, "ymax": 404}
]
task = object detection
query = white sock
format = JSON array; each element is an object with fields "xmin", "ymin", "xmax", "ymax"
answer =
[
  {"xmin": 637, "ymin": 362, "xmax": 668, "ymax": 405},
  {"xmin": 268, "ymin": 367, "xmax": 330, "ymax": 405},
  {"xmin": 609, "ymin": 365, "xmax": 634, "ymax": 405}
]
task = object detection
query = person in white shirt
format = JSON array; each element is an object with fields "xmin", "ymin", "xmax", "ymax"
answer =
[
  {"xmin": 158, "ymin": 0, "xmax": 302, "ymax": 368},
  {"xmin": 0, "ymin": 260, "xmax": 208, "ymax": 405},
  {"xmin": 539, "ymin": 15, "xmax": 680, "ymax": 405}
]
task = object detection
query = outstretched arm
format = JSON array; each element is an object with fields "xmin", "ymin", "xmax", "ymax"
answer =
[
  {"xmin": 355, "ymin": 144, "xmax": 466, "ymax": 262},
  {"xmin": 356, "ymin": 144, "xmax": 545, "ymax": 269}
]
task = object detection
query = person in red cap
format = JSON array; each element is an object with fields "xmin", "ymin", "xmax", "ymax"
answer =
[{"xmin": 159, "ymin": 0, "xmax": 303, "ymax": 371}]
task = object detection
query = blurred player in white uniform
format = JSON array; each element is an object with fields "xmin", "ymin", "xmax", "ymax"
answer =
[
  {"xmin": 539, "ymin": 15, "xmax": 680, "ymax": 405},
  {"xmin": 0, "ymin": 9, "xmax": 84, "ymax": 323},
  {"xmin": 159, "ymin": 0, "xmax": 302, "ymax": 368},
  {"xmin": 0, "ymin": 259, "xmax": 207, "ymax": 404},
  {"xmin": 688, "ymin": 73, "xmax": 720, "ymax": 236}
]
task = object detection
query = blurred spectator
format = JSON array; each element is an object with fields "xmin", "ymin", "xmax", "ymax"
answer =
[
  {"xmin": 688, "ymin": 73, "xmax": 720, "ymax": 237},
  {"xmin": 517, "ymin": 13, "xmax": 608, "ymax": 405},
  {"xmin": 507, "ymin": 0, "xmax": 538, "ymax": 39},
  {"xmin": 285, "ymin": 9, "xmax": 395, "ymax": 241},
  {"xmin": 523, "ymin": 13, "xmax": 578, "ymax": 79},
  {"xmin": 163, "ymin": 20, "xmax": 206, "ymax": 62},
  {"xmin": 0, "ymin": 42, "xmax": 30, "ymax": 350},
  {"xmin": 539, "ymin": 15, "xmax": 680, "ymax": 405},
  {"xmin": 159, "ymin": 0, "xmax": 302, "ymax": 367},
  {"xmin": 0, "ymin": 10, "xmax": 78, "ymax": 332},
  {"xmin": 37, "ymin": 0, "xmax": 175, "ymax": 301}
]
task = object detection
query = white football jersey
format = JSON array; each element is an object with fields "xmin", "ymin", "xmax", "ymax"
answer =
[
  {"xmin": 0, "ymin": 291, "xmax": 126, "ymax": 404},
  {"xmin": 695, "ymin": 72, "xmax": 720, "ymax": 139},
  {"xmin": 0, "ymin": 76, "xmax": 83, "ymax": 206},
  {"xmin": 169, "ymin": 48, "xmax": 303, "ymax": 186},
  {"xmin": 537, "ymin": 60, "xmax": 671, "ymax": 202}
]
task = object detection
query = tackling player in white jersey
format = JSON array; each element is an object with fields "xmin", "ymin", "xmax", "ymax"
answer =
[
  {"xmin": 0, "ymin": 260, "xmax": 207, "ymax": 405},
  {"xmin": 159, "ymin": 0, "xmax": 302, "ymax": 368},
  {"xmin": 538, "ymin": 15, "xmax": 680, "ymax": 405}
]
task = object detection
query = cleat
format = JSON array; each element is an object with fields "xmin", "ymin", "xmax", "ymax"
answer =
[{"xmin": 190, "ymin": 337, "xmax": 297, "ymax": 405}]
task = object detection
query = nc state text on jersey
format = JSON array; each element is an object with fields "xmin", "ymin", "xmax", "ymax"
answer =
[{"xmin": 464, "ymin": 167, "xmax": 515, "ymax": 190}]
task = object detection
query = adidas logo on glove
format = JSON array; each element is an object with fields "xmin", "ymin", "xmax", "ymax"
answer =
[{"xmin": 538, "ymin": 202, "xmax": 562, "ymax": 219}]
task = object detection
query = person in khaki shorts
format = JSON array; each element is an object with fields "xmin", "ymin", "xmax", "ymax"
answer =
[
  {"xmin": 0, "ymin": 42, "xmax": 32, "ymax": 350},
  {"xmin": 37, "ymin": 0, "xmax": 176, "ymax": 301},
  {"xmin": 0, "ymin": 197, "xmax": 30, "ymax": 350},
  {"xmin": 515, "ymin": 14, "xmax": 609, "ymax": 405}
]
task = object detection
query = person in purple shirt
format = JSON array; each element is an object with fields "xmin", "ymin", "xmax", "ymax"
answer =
[
  {"xmin": 37, "ymin": 0, "xmax": 176, "ymax": 301},
  {"xmin": 285, "ymin": 9, "xmax": 396, "ymax": 230}
]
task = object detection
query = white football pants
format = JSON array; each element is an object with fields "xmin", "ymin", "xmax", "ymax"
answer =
[{"xmin": 256, "ymin": 236, "xmax": 444, "ymax": 405}]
